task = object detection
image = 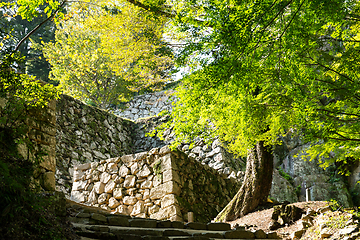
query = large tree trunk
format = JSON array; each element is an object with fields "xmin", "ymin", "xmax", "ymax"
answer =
[{"xmin": 215, "ymin": 141, "xmax": 273, "ymax": 222}]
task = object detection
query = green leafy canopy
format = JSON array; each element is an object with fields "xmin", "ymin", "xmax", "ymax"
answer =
[
  {"xmin": 154, "ymin": 0, "xmax": 360, "ymax": 171},
  {"xmin": 41, "ymin": 0, "xmax": 174, "ymax": 108}
]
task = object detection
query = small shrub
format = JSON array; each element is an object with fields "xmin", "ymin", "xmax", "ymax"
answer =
[{"xmin": 278, "ymin": 167, "xmax": 294, "ymax": 185}]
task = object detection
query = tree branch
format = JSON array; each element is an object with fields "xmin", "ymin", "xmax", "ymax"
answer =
[
  {"xmin": 278, "ymin": 0, "xmax": 305, "ymax": 40},
  {"xmin": 125, "ymin": 0, "xmax": 175, "ymax": 19},
  {"xmin": 15, "ymin": 0, "xmax": 67, "ymax": 52}
]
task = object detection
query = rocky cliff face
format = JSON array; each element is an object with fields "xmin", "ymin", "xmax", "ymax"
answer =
[{"xmin": 273, "ymin": 135, "xmax": 353, "ymax": 207}]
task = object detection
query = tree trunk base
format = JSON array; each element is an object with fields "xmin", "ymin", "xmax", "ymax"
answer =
[{"xmin": 215, "ymin": 141, "xmax": 273, "ymax": 222}]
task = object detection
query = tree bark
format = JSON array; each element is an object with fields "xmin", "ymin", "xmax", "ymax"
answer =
[{"xmin": 215, "ymin": 141, "xmax": 273, "ymax": 222}]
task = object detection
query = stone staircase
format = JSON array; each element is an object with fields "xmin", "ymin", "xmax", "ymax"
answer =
[{"xmin": 67, "ymin": 200, "xmax": 281, "ymax": 240}]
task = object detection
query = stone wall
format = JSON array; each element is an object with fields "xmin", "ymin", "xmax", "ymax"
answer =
[
  {"xmin": 56, "ymin": 94, "xmax": 134, "ymax": 196},
  {"xmin": 70, "ymin": 146, "xmax": 241, "ymax": 223},
  {"xmin": 132, "ymin": 115, "xmax": 246, "ymax": 179},
  {"xmin": 1, "ymin": 84, "xmax": 57, "ymax": 192},
  {"xmin": 113, "ymin": 90, "xmax": 175, "ymax": 120},
  {"xmin": 58, "ymin": 91, "xmax": 357, "ymax": 209},
  {"xmin": 25, "ymin": 98, "xmax": 57, "ymax": 191}
]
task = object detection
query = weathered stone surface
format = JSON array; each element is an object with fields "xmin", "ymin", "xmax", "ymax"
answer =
[
  {"xmin": 119, "ymin": 165, "xmax": 130, "ymax": 177},
  {"xmin": 98, "ymin": 193, "xmax": 110, "ymax": 205},
  {"xmin": 140, "ymin": 180, "xmax": 153, "ymax": 189},
  {"xmin": 224, "ymin": 230, "xmax": 255, "ymax": 239},
  {"xmin": 163, "ymin": 169, "xmax": 180, "ymax": 183},
  {"xmin": 134, "ymin": 152, "xmax": 148, "ymax": 161},
  {"xmin": 137, "ymin": 164, "xmax": 152, "ymax": 178},
  {"xmin": 339, "ymin": 225, "xmax": 358, "ymax": 236},
  {"xmin": 161, "ymin": 194, "xmax": 178, "ymax": 209},
  {"xmin": 91, "ymin": 213, "xmax": 107, "ymax": 222},
  {"xmin": 150, "ymin": 205, "xmax": 181, "ymax": 220},
  {"xmin": 148, "ymin": 205, "xmax": 160, "ymax": 215},
  {"xmin": 135, "ymin": 193, "xmax": 143, "ymax": 200},
  {"xmin": 41, "ymin": 171, "xmax": 56, "ymax": 191},
  {"xmin": 161, "ymin": 154, "xmax": 178, "ymax": 171},
  {"xmin": 171, "ymin": 221, "xmax": 184, "ymax": 229},
  {"xmin": 163, "ymin": 229, "xmax": 190, "ymax": 237},
  {"xmin": 97, "ymin": 164, "xmax": 106, "ymax": 172},
  {"xmin": 100, "ymin": 172, "xmax": 111, "ymax": 184},
  {"xmin": 108, "ymin": 197, "xmax": 120, "ymax": 209},
  {"xmin": 123, "ymin": 196, "xmax": 138, "ymax": 205},
  {"xmin": 121, "ymin": 154, "xmax": 134, "ymax": 165},
  {"xmin": 159, "ymin": 145, "xmax": 171, "ymax": 155},
  {"xmin": 291, "ymin": 229, "xmax": 305, "ymax": 239},
  {"xmin": 113, "ymin": 188, "xmax": 123, "ymax": 199},
  {"xmin": 105, "ymin": 180, "xmax": 116, "ymax": 193},
  {"xmin": 87, "ymin": 189, "xmax": 97, "ymax": 204},
  {"xmin": 267, "ymin": 232, "xmax": 281, "ymax": 239},
  {"xmin": 123, "ymin": 175, "xmax": 136, "ymax": 188},
  {"xmin": 270, "ymin": 169, "xmax": 298, "ymax": 203},
  {"xmin": 94, "ymin": 182, "xmax": 105, "ymax": 194},
  {"xmin": 107, "ymin": 163, "xmax": 118, "ymax": 173},
  {"xmin": 129, "ymin": 218, "xmax": 158, "ymax": 228},
  {"xmin": 76, "ymin": 212, "xmax": 91, "ymax": 218},
  {"xmin": 150, "ymin": 181, "xmax": 180, "ymax": 200},
  {"xmin": 131, "ymin": 162, "xmax": 140, "ymax": 175},
  {"xmin": 185, "ymin": 222, "xmax": 207, "ymax": 230},
  {"xmin": 107, "ymin": 216, "xmax": 129, "ymax": 226},
  {"xmin": 75, "ymin": 163, "xmax": 91, "ymax": 171},
  {"xmin": 71, "ymin": 191, "xmax": 86, "ymax": 202},
  {"xmin": 73, "ymin": 170, "xmax": 84, "ymax": 182},
  {"xmin": 116, "ymin": 205, "xmax": 133, "ymax": 215},
  {"xmin": 207, "ymin": 222, "xmax": 231, "ymax": 231},
  {"xmin": 153, "ymin": 176, "xmax": 162, "ymax": 187},
  {"xmin": 157, "ymin": 220, "xmax": 172, "ymax": 228},
  {"xmin": 143, "ymin": 189, "xmax": 150, "ymax": 200},
  {"xmin": 131, "ymin": 201, "xmax": 145, "ymax": 216},
  {"xmin": 72, "ymin": 180, "xmax": 87, "ymax": 191},
  {"xmin": 254, "ymin": 229, "xmax": 267, "ymax": 239}
]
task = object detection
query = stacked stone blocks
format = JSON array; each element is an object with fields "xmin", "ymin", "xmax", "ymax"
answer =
[
  {"xmin": 56, "ymin": 94, "xmax": 134, "ymax": 195},
  {"xmin": 71, "ymin": 146, "xmax": 240, "ymax": 223},
  {"xmin": 17, "ymin": 96, "xmax": 57, "ymax": 191},
  {"xmin": 114, "ymin": 90, "xmax": 175, "ymax": 120}
]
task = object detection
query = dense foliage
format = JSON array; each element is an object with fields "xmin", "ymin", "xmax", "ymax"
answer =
[
  {"xmin": 0, "ymin": 0, "xmax": 60, "ymax": 83},
  {"xmin": 148, "ymin": 0, "xmax": 360, "ymax": 174},
  {"xmin": 0, "ymin": 1, "xmax": 77, "ymax": 238},
  {"xmin": 41, "ymin": 0, "xmax": 173, "ymax": 108}
]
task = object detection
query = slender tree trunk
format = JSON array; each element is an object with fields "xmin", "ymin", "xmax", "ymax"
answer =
[{"xmin": 215, "ymin": 141, "xmax": 273, "ymax": 222}]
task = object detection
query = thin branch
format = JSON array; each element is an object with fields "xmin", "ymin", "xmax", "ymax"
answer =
[
  {"xmin": 319, "ymin": 36, "xmax": 360, "ymax": 43},
  {"xmin": 125, "ymin": 0, "xmax": 175, "ymax": 19},
  {"xmin": 15, "ymin": 0, "xmax": 67, "ymax": 52},
  {"xmin": 328, "ymin": 132, "xmax": 360, "ymax": 142},
  {"xmin": 304, "ymin": 58, "xmax": 355, "ymax": 84},
  {"xmin": 247, "ymin": 0, "xmax": 293, "ymax": 57},
  {"xmin": 278, "ymin": 0, "xmax": 305, "ymax": 40},
  {"xmin": 316, "ymin": 108, "xmax": 360, "ymax": 118}
]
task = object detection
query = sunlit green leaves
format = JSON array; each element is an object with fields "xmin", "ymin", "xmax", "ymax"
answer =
[
  {"xmin": 42, "ymin": 0, "xmax": 173, "ymax": 108},
  {"xmin": 164, "ymin": 0, "xmax": 360, "ymax": 169}
]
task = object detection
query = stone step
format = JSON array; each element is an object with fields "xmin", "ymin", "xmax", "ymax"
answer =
[
  {"xmin": 80, "ymin": 237, "xmax": 98, "ymax": 240},
  {"xmin": 72, "ymin": 223, "xmax": 280, "ymax": 240},
  {"xmin": 68, "ymin": 200, "xmax": 281, "ymax": 240}
]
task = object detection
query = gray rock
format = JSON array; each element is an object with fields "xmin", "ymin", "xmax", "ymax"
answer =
[{"xmin": 207, "ymin": 222, "xmax": 231, "ymax": 231}]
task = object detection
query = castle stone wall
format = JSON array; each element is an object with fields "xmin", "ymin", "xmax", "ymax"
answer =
[
  {"xmin": 56, "ymin": 94, "xmax": 134, "ymax": 196},
  {"xmin": 70, "ymin": 146, "xmax": 241, "ymax": 223}
]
